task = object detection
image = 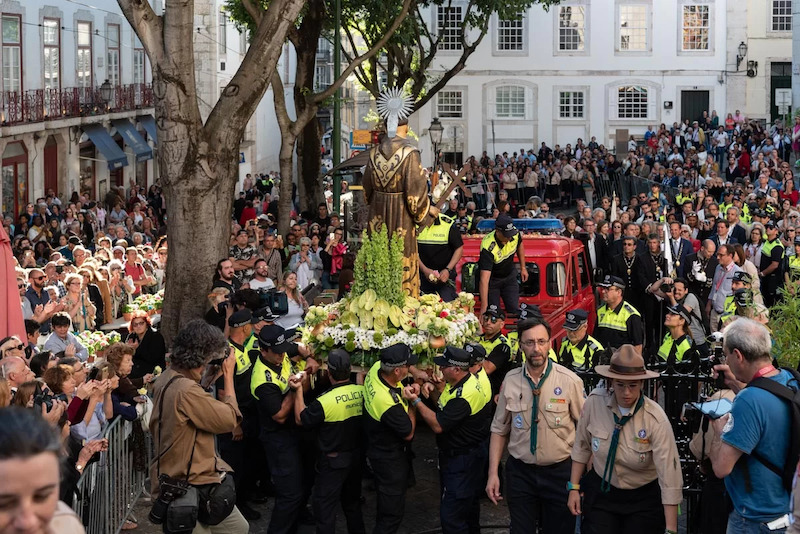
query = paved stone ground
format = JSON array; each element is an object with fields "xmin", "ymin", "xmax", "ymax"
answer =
[{"xmin": 132, "ymin": 425, "xmax": 689, "ymax": 534}]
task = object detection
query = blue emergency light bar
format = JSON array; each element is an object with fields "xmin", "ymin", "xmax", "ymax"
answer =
[{"xmin": 475, "ymin": 218, "xmax": 564, "ymax": 233}]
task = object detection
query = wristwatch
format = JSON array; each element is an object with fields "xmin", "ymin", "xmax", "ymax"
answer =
[
  {"xmin": 566, "ymin": 481, "xmax": 580, "ymax": 491},
  {"xmin": 76, "ymin": 463, "xmax": 85, "ymax": 473},
  {"xmin": 412, "ymin": 398, "xmax": 422, "ymax": 406}
]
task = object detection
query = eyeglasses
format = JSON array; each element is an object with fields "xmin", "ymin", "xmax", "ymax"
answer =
[
  {"xmin": 32, "ymin": 276, "xmax": 45, "ymax": 281},
  {"xmin": 520, "ymin": 339, "xmax": 550, "ymax": 348},
  {"xmin": 17, "ymin": 283, "xmax": 25, "ymax": 289},
  {"xmin": 131, "ymin": 321, "xmax": 147, "ymax": 327},
  {"xmin": 482, "ymin": 316, "xmax": 502, "ymax": 323},
  {"xmin": 1, "ymin": 343, "xmax": 24, "ymax": 353}
]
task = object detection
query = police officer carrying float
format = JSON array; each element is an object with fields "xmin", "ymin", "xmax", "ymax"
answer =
[
  {"xmin": 478, "ymin": 213, "xmax": 528, "ymax": 315},
  {"xmin": 218, "ymin": 309, "xmax": 263, "ymax": 521},
  {"xmin": 466, "ymin": 343, "xmax": 492, "ymax": 405},
  {"xmin": 558, "ymin": 308, "xmax": 605, "ymax": 370},
  {"xmin": 478, "ymin": 304, "xmax": 514, "ymax": 397},
  {"xmin": 406, "ymin": 346, "xmax": 492, "ymax": 534},
  {"xmin": 487, "ymin": 316, "xmax": 586, "ymax": 533},
  {"xmin": 363, "ymin": 343, "xmax": 419, "ymax": 534},
  {"xmin": 251, "ymin": 324, "xmax": 305, "ymax": 534},
  {"xmin": 288, "ymin": 349, "xmax": 366, "ymax": 534},
  {"xmin": 595, "ymin": 275, "xmax": 645, "ymax": 353},
  {"xmin": 417, "ymin": 212, "xmax": 464, "ymax": 302}
]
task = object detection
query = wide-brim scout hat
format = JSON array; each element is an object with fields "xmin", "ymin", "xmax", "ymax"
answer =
[{"xmin": 595, "ymin": 345, "xmax": 659, "ymax": 381}]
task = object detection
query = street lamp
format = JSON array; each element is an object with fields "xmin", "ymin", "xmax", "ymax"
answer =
[
  {"xmin": 429, "ymin": 117, "xmax": 443, "ymax": 171},
  {"xmin": 99, "ymin": 79, "xmax": 113, "ymax": 110},
  {"xmin": 736, "ymin": 41, "xmax": 748, "ymax": 71}
]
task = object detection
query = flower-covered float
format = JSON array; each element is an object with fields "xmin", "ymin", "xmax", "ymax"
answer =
[{"xmin": 300, "ymin": 225, "xmax": 481, "ymax": 369}]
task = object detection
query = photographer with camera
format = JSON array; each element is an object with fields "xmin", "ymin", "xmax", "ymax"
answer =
[
  {"xmin": 149, "ymin": 320, "xmax": 248, "ymax": 534},
  {"xmin": 709, "ymin": 318, "xmax": 800, "ymax": 533},
  {"xmin": 655, "ymin": 277, "xmax": 709, "ymax": 356}
]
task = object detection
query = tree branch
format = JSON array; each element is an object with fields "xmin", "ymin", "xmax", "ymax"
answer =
[
  {"xmin": 240, "ymin": 0, "xmax": 264, "ymax": 26},
  {"xmin": 311, "ymin": 0, "xmax": 414, "ymax": 103},
  {"xmin": 117, "ymin": 0, "xmax": 166, "ymax": 64},
  {"xmin": 205, "ymin": 0, "xmax": 306, "ymax": 146}
]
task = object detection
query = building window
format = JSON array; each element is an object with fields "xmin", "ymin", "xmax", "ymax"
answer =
[
  {"xmin": 219, "ymin": 11, "xmax": 227, "ymax": 55},
  {"xmin": 619, "ymin": 4, "xmax": 647, "ymax": 51},
  {"xmin": 497, "ymin": 12, "xmax": 524, "ymax": 51},
  {"xmin": 495, "ymin": 86, "xmax": 525, "ymax": 118},
  {"xmin": 681, "ymin": 4, "xmax": 709, "ymax": 51},
  {"xmin": 559, "ymin": 91, "xmax": 584, "ymax": 119},
  {"xmin": 133, "ymin": 36, "xmax": 145, "ymax": 85},
  {"xmin": 438, "ymin": 6, "xmax": 463, "ymax": 51},
  {"xmin": 617, "ymin": 85, "xmax": 649, "ymax": 119},
  {"xmin": 2, "ymin": 15, "xmax": 22, "ymax": 93},
  {"xmin": 437, "ymin": 90, "xmax": 463, "ymax": 118},
  {"xmin": 107, "ymin": 24, "xmax": 121, "ymax": 86},
  {"xmin": 43, "ymin": 18, "xmax": 60, "ymax": 90},
  {"xmin": 558, "ymin": 6, "xmax": 585, "ymax": 51},
  {"xmin": 314, "ymin": 65, "xmax": 332, "ymax": 92},
  {"xmin": 771, "ymin": 0, "xmax": 792, "ymax": 31},
  {"xmin": 77, "ymin": 22, "xmax": 92, "ymax": 88}
]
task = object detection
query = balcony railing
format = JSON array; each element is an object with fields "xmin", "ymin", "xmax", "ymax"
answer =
[{"xmin": 0, "ymin": 83, "xmax": 153, "ymax": 126}]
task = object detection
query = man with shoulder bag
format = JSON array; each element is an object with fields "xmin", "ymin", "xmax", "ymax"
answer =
[{"xmin": 149, "ymin": 320, "xmax": 249, "ymax": 534}]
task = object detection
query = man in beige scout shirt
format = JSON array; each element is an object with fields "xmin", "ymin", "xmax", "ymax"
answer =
[
  {"xmin": 568, "ymin": 344, "xmax": 682, "ymax": 534},
  {"xmin": 486, "ymin": 316, "xmax": 584, "ymax": 533}
]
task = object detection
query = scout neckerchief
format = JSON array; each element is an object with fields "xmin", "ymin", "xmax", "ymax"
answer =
[
  {"xmin": 523, "ymin": 360, "xmax": 552, "ymax": 456},
  {"xmin": 601, "ymin": 393, "xmax": 645, "ymax": 493}
]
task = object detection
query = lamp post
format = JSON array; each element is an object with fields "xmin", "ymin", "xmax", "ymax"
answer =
[
  {"xmin": 99, "ymin": 79, "xmax": 113, "ymax": 110},
  {"xmin": 332, "ymin": 0, "xmax": 342, "ymax": 216},
  {"xmin": 736, "ymin": 41, "xmax": 748, "ymax": 71},
  {"xmin": 429, "ymin": 117, "xmax": 443, "ymax": 172}
]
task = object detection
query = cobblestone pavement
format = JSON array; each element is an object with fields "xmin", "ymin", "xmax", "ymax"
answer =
[{"xmin": 132, "ymin": 425, "xmax": 689, "ymax": 533}]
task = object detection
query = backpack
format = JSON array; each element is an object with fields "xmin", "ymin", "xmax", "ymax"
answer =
[{"xmin": 746, "ymin": 367, "xmax": 800, "ymax": 492}]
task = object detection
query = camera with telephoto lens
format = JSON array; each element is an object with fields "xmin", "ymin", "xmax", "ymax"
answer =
[
  {"xmin": 149, "ymin": 474, "xmax": 190, "ymax": 524},
  {"xmin": 661, "ymin": 282, "xmax": 674, "ymax": 293},
  {"xmin": 699, "ymin": 332, "xmax": 727, "ymax": 390},
  {"xmin": 255, "ymin": 288, "xmax": 289, "ymax": 315}
]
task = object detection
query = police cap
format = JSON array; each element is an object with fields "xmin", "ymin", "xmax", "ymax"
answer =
[
  {"xmin": 228, "ymin": 308, "xmax": 253, "ymax": 328},
  {"xmin": 433, "ymin": 346, "xmax": 472, "ymax": 369},
  {"xmin": 495, "ymin": 213, "xmax": 518, "ymax": 238},
  {"xmin": 483, "ymin": 304, "xmax": 506, "ymax": 320},
  {"xmin": 598, "ymin": 275, "xmax": 626, "ymax": 289},
  {"xmin": 257, "ymin": 324, "xmax": 293, "ymax": 353},
  {"xmin": 665, "ymin": 304, "xmax": 692, "ymax": 323},
  {"xmin": 794, "ymin": 235, "xmax": 800, "ymax": 246},
  {"xmin": 564, "ymin": 309, "xmax": 589, "ymax": 331},
  {"xmin": 731, "ymin": 271, "xmax": 752, "ymax": 284},
  {"xmin": 379, "ymin": 343, "xmax": 418, "ymax": 367},
  {"xmin": 252, "ymin": 306, "xmax": 279, "ymax": 323},
  {"xmin": 465, "ymin": 343, "xmax": 486, "ymax": 363},
  {"xmin": 518, "ymin": 302, "xmax": 542, "ymax": 321},
  {"xmin": 327, "ymin": 349, "xmax": 351, "ymax": 373}
]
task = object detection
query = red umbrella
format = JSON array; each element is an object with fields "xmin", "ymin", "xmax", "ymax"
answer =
[{"xmin": 0, "ymin": 224, "xmax": 24, "ymax": 341}]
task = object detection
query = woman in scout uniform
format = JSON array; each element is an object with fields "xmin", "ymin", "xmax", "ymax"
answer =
[
  {"xmin": 656, "ymin": 304, "xmax": 695, "ymax": 365},
  {"xmin": 568, "ymin": 345, "xmax": 682, "ymax": 534}
]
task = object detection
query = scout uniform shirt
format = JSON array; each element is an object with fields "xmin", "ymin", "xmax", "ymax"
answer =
[
  {"xmin": 298, "ymin": 381, "xmax": 364, "ymax": 453},
  {"xmin": 363, "ymin": 361, "xmax": 413, "ymax": 458},
  {"xmin": 490, "ymin": 361, "xmax": 585, "ymax": 466},
  {"xmin": 571, "ymin": 387, "xmax": 683, "ymax": 505}
]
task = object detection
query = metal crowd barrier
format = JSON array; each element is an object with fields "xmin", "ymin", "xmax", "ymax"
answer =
[{"xmin": 72, "ymin": 418, "xmax": 152, "ymax": 534}]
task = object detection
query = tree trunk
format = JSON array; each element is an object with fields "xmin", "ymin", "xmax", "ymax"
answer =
[
  {"xmin": 277, "ymin": 132, "xmax": 298, "ymax": 238},
  {"xmin": 300, "ymin": 117, "xmax": 324, "ymax": 211}
]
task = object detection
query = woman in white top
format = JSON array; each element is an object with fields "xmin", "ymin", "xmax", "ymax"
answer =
[{"xmin": 275, "ymin": 271, "xmax": 308, "ymax": 329}]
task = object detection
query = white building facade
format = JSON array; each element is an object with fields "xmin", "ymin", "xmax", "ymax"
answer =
[
  {"xmin": 726, "ymin": 0, "xmax": 792, "ymax": 124},
  {"xmin": 412, "ymin": 0, "xmax": 729, "ymax": 165},
  {"xmin": 0, "ymin": 0, "xmax": 156, "ymax": 218}
]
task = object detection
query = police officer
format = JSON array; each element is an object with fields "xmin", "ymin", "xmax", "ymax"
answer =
[
  {"xmin": 477, "ymin": 305, "xmax": 513, "ymax": 397},
  {"xmin": 218, "ymin": 309, "xmax": 262, "ymax": 521},
  {"xmin": 759, "ymin": 220, "xmax": 785, "ymax": 307},
  {"xmin": 418, "ymin": 212, "xmax": 464, "ymax": 302},
  {"xmin": 558, "ymin": 309, "xmax": 605, "ymax": 370},
  {"xmin": 478, "ymin": 213, "xmax": 528, "ymax": 315},
  {"xmin": 568, "ymin": 345, "xmax": 683, "ymax": 534},
  {"xmin": 785, "ymin": 235, "xmax": 800, "ymax": 286},
  {"xmin": 408, "ymin": 346, "xmax": 491, "ymax": 534},
  {"xmin": 288, "ymin": 349, "xmax": 366, "ymax": 534},
  {"xmin": 363, "ymin": 344, "xmax": 419, "ymax": 534},
  {"xmin": 487, "ymin": 317, "xmax": 585, "ymax": 533},
  {"xmin": 251, "ymin": 324, "xmax": 304, "ymax": 534},
  {"xmin": 720, "ymin": 271, "xmax": 764, "ymax": 327},
  {"xmin": 656, "ymin": 304, "xmax": 694, "ymax": 364},
  {"xmin": 466, "ymin": 343, "xmax": 491, "ymax": 404},
  {"xmin": 728, "ymin": 287, "xmax": 770, "ymax": 325},
  {"xmin": 454, "ymin": 204, "xmax": 473, "ymax": 234},
  {"xmin": 595, "ymin": 275, "xmax": 645, "ymax": 353},
  {"xmin": 251, "ymin": 305, "xmax": 279, "ymax": 336}
]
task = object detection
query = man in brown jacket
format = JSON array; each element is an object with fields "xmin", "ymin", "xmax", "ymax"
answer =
[{"xmin": 149, "ymin": 320, "xmax": 248, "ymax": 533}]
